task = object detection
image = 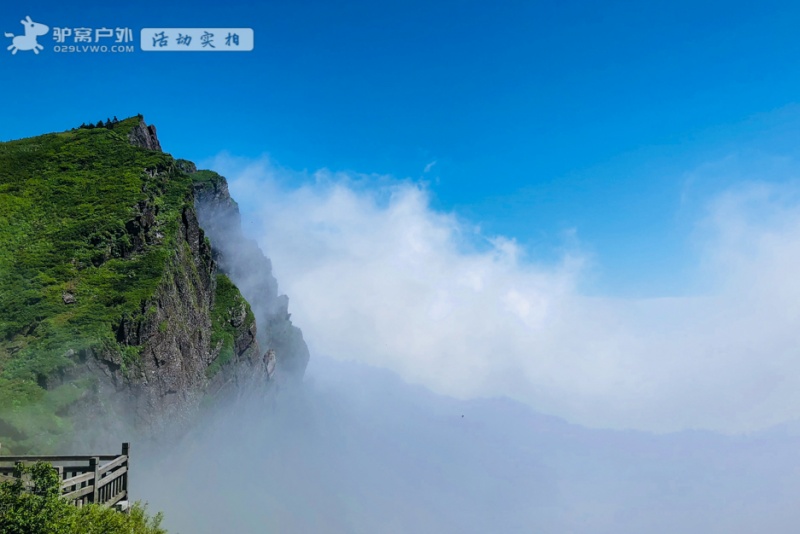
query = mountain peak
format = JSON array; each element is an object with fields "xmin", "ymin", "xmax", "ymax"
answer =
[{"xmin": 125, "ymin": 116, "xmax": 162, "ymax": 152}]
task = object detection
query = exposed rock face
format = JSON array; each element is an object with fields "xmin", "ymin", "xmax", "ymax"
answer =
[
  {"xmin": 265, "ymin": 349, "xmax": 276, "ymax": 379},
  {"xmin": 72, "ymin": 201, "xmax": 265, "ymax": 447},
  {"xmin": 127, "ymin": 119, "xmax": 162, "ymax": 152},
  {"xmin": 193, "ymin": 171, "xmax": 311, "ymax": 380},
  {"xmin": 132, "ymin": 207, "xmax": 258, "ymax": 431}
]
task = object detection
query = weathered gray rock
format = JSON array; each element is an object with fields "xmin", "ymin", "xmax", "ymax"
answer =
[
  {"xmin": 265, "ymin": 349, "xmax": 276, "ymax": 379},
  {"xmin": 127, "ymin": 119, "xmax": 162, "ymax": 151},
  {"xmin": 176, "ymin": 159, "xmax": 197, "ymax": 174}
]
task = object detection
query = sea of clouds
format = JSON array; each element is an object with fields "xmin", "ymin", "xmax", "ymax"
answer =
[{"xmin": 202, "ymin": 152, "xmax": 800, "ymax": 434}]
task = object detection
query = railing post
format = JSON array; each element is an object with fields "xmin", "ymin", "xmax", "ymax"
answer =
[
  {"xmin": 14, "ymin": 461, "xmax": 24, "ymax": 487},
  {"xmin": 55, "ymin": 465, "xmax": 63, "ymax": 490},
  {"xmin": 89, "ymin": 457, "xmax": 99, "ymax": 504},
  {"xmin": 121, "ymin": 442, "xmax": 129, "ymax": 497}
]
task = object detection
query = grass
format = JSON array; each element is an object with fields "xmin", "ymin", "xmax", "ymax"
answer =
[
  {"xmin": 0, "ymin": 117, "xmax": 253, "ymax": 452},
  {"xmin": 207, "ymin": 274, "xmax": 255, "ymax": 379}
]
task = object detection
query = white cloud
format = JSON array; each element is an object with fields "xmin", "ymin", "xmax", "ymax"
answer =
[{"xmin": 202, "ymin": 153, "xmax": 800, "ymax": 434}]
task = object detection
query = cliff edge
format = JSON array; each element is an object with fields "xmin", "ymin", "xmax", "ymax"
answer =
[{"xmin": 0, "ymin": 116, "xmax": 305, "ymax": 452}]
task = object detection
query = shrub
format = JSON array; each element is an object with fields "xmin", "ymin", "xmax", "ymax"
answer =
[{"xmin": 0, "ymin": 461, "xmax": 166, "ymax": 534}]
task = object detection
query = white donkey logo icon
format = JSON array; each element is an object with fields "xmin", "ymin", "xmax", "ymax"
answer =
[{"xmin": 5, "ymin": 16, "xmax": 49, "ymax": 55}]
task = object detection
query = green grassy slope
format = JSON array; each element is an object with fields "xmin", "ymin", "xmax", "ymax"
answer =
[{"xmin": 0, "ymin": 117, "xmax": 251, "ymax": 452}]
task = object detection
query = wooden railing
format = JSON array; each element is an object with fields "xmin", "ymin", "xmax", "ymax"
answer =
[{"xmin": 0, "ymin": 443, "xmax": 130, "ymax": 509}]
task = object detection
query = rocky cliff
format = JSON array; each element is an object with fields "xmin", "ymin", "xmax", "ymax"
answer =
[
  {"xmin": 192, "ymin": 167, "xmax": 310, "ymax": 380},
  {"xmin": 0, "ymin": 116, "xmax": 307, "ymax": 452},
  {"xmin": 127, "ymin": 118, "xmax": 162, "ymax": 152}
]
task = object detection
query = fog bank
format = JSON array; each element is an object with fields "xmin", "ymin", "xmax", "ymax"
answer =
[
  {"xmin": 138, "ymin": 356, "xmax": 800, "ymax": 534},
  {"xmin": 196, "ymin": 153, "xmax": 800, "ymax": 434},
  {"xmin": 130, "ymin": 153, "xmax": 800, "ymax": 533}
]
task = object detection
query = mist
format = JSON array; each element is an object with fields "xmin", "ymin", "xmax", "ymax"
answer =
[
  {"xmin": 138, "ymin": 355, "xmax": 800, "ymax": 533},
  {"xmin": 194, "ymin": 153, "xmax": 800, "ymax": 435},
  {"xmin": 131, "ymin": 151, "xmax": 800, "ymax": 532}
]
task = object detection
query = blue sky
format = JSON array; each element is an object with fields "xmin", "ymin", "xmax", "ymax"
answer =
[{"xmin": 3, "ymin": 0, "xmax": 800, "ymax": 297}]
